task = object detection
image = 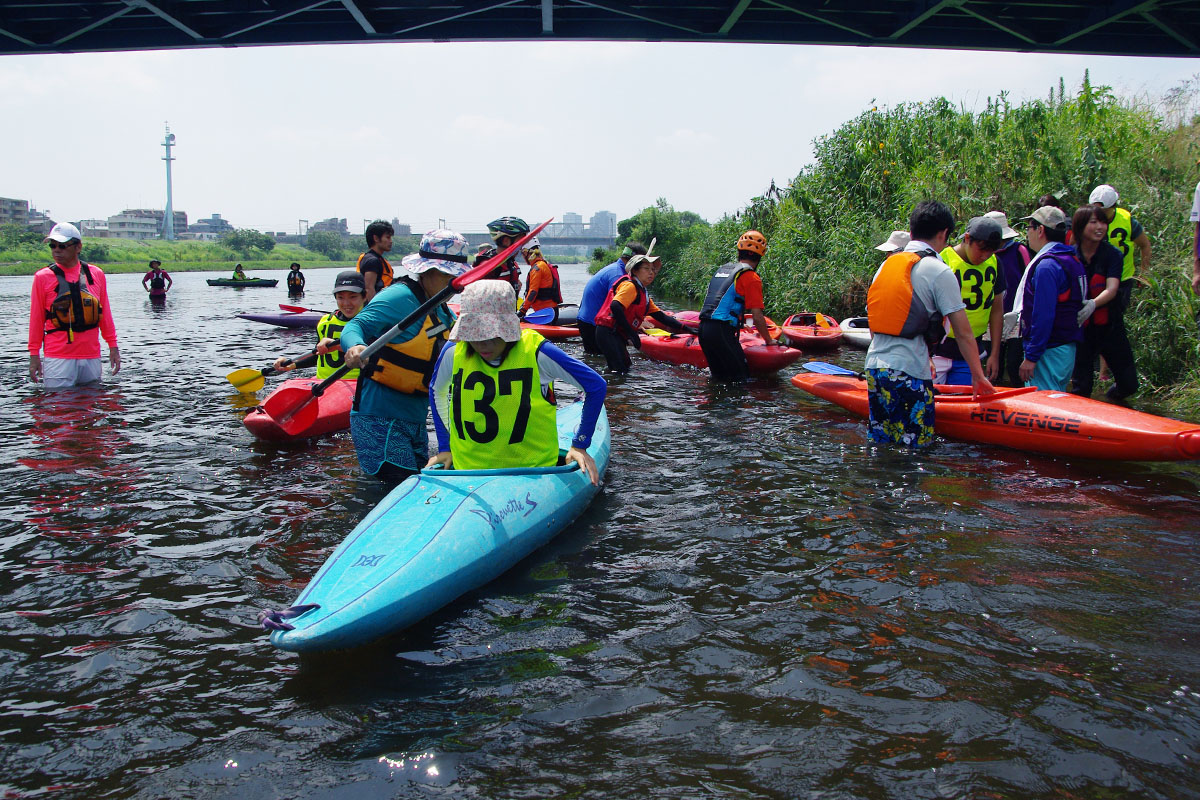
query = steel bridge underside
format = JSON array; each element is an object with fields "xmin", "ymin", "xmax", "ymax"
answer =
[{"xmin": 1, "ymin": 1, "xmax": 1198, "ymax": 58}]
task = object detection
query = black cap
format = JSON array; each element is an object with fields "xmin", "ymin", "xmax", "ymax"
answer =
[
  {"xmin": 148, "ymin": 259, "xmax": 161, "ymax": 267},
  {"xmin": 965, "ymin": 216, "xmax": 1005, "ymax": 249},
  {"xmin": 332, "ymin": 270, "xmax": 366, "ymax": 295}
]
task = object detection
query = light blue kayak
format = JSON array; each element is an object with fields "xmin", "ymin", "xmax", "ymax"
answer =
[{"xmin": 268, "ymin": 402, "xmax": 610, "ymax": 653}]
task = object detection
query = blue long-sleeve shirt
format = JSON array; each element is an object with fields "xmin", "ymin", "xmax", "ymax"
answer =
[
  {"xmin": 339, "ymin": 279, "xmax": 457, "ymax": 421},
  {"xmin": 578, "ymin": 259, "xmax": 627, "ymax": 325},
  {"xmin": 428, "ymin": 338, "xmax": 607, "ymax": 453}
]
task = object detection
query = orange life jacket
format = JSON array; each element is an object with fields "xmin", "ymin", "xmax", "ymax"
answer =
[
  {"xmin": 44, "ymin": 262, "xmax": 103, "ymax": 343},
  {"xmin": 866, "ymin": 249, "xmax": 940, "ymax": 342}
]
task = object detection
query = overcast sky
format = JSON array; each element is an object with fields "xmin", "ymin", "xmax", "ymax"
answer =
[{"xmin": 2, "ymin": 42, "xmax": 1196, "ymax": 236}]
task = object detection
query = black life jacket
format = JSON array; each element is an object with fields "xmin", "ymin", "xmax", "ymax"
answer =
[{"xmin": 45, "ymin": 262, "xmax": 103, "ymax": 343}]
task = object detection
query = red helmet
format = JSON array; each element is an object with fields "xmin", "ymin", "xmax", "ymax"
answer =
[{"xmin": 737, "ymin": 230, "xmax": 767, "ymax": 256}]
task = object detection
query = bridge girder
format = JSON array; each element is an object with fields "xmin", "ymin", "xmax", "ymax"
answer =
[{"xmin": 1, "ymin": 0, "xmax": 1197, "ymax": 57}]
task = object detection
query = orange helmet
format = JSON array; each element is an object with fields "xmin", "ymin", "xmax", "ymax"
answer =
[{"xmin": 737, "ymin": 230, "xmax": 767, "ymax": 256}]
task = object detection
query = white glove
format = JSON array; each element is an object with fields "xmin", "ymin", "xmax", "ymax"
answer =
[{"xmin": 1076, "ymin": 298, "xmax": 1096, "ymax": 326}]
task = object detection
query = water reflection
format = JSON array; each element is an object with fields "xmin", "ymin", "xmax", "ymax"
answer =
[{"xmin": 0, "ymin": 268, "xmax": 1197, "ymax": 799}]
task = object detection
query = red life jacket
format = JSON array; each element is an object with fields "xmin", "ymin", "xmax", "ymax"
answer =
[{"xmin": 594, "ymin": 276, "xmax": 649, "ymax": 329}]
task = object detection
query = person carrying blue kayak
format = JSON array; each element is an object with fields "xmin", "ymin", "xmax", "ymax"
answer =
[
  {"xmin": 577, "ymin": 241, "xmax": 646, "ymax": 354},
  {"xmin": 426, "ymin": 280, "xmax": 607, "ymax": 485}
]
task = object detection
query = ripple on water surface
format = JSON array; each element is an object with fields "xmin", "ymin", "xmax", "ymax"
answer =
[{"xmin": 0, "ymin": 269, "xmax": 1198, "ymax": 799}]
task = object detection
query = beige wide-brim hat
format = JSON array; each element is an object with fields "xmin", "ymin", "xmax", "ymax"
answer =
[{"xmin": 449, "ymin": 280, "xmax": 522, "ymax": 342}]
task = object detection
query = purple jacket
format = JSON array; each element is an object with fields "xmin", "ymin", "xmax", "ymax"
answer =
[
  {"xmin": 996, "ymin": 241, "xmax": 1031, "ymax": 313},
  {"xmin": 1020, "ymin": 242, "xmax": 1086, "ymax": 362}
]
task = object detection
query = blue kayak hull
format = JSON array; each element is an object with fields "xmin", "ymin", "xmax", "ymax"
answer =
[{"xmin": 270, "ymin": 402, "xmax": 610, "ymax": 653}]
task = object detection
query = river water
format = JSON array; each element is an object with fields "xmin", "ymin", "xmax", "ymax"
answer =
[{"xmin": 2, "ymin": 263, "xmax": 1199, "ymax": 799}]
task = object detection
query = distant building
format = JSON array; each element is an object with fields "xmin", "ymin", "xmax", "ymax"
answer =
[
  {"xmin": 561, "ymin": 212, "xmax": 584, "ymax": 236},
  {"xmin": 310, "ymin": 217, "xmax": 348, "ymax": 234},
  {"xmin": 0, "ymin": 196, "xmax": 29, "ymax": 227},
  {"xmin": 391, "ymin": 218, "xmax": 411, "ymax": 237},
  {"xmin": 108, "ymin": 211, "xmax": 158, "ymax": 240},
  {"xmin": 78, "ymin": 219, "xmax": 110, "ymax": 238},
  {"xmin": 27, "ymin": 207, "xmax": 54, "ymax": 235},
  {"xmin": 186, "ymin": 213, "xmax": 234, "ymax": 239},
  {"xmin": 589, "ymin": 210, "xmax": 616, "ymax": 238},
  {"xmin": 120, "ymin": 208, "xmax": 188, "ymax": 237}
]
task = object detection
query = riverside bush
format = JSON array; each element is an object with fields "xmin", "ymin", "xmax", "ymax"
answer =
[{"xmin": 643, "ymin": 73, "xmax": 1200, "ymax": 409}]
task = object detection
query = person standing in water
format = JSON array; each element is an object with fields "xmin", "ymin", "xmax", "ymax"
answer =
[{"xmin": 142, "ymin": 259, "xmax": 172, "ymax": 299}]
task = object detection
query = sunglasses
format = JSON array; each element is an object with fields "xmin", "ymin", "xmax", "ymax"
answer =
[{"xmin": 48, "ymin": 241, "xmax": 76, "ymax": 250}]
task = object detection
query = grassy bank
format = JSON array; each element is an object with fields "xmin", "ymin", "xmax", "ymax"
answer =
[
  {"xmin": 0, "ymin": 234, "xmax": 419, "ymax": 276},
  {"xmin": 604, "ymin": 74, "xmax": 1200, "ymax": 416}
]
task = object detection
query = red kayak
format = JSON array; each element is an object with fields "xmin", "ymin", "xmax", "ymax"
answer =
[
  {"xmin": 244, "ymin": 377, "xmax": 356, "ymax": 441},
  {"xmin": 791, "ymin": 372, "xmax": 1200, "ymax": 461},
  {"xmin": 780, "ymin": 312, "xmax": 843, "ymax": 350},
  {"xmin": 673, "ymin": 310, "xmax": 783, "ymax": 340},
  {"xmin": 639, "ymin": 330, "xmax": 803, "ymax": 374}
]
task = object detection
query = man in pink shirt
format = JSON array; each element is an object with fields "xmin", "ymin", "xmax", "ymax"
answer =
[{"xmin": 28, "ymin": 222, "xmax": 120, "ymax": 389}]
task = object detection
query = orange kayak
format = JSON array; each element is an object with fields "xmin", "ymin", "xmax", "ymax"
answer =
[
  {"xmin": 640, "ymin": 330, "xmax": 803, "ymax": 374},
  {"xmin": 791, "ymin": 372, "xmax": 1200, "ymax": 461},
  {"xmin": 780, "ymin": 312, "xmax": 843, "ymax": 350},
  {"xmin": 244, "ymin": 377, "xmax": 356, "ymax": 442}
]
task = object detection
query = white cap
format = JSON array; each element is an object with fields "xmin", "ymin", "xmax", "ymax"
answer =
[
  {"xmin": 44, "ymin": 222, "xmax": 82, "ymax": 243},
  {"xmin": 1089, "ymin": 184, "xmax": 1119, "ymax": 208},
  {"xmin": 875, "ymin": 230, "xmax": 911, "ymax": 253},
  {"xmin": 983, "ymin": 210, "xmax": 1018, "ymax": 240}
]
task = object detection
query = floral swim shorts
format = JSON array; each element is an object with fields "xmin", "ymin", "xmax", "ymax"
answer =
[{"xmin": 866, "ymin": 367, "xmax": 936, "ymax": 449}]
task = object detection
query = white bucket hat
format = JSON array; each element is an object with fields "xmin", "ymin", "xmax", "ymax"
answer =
[
  {"xmin": 875, "ymin": 230, "xmax": 910, "ymax": 252},
  {"xmin": 400, "ymin": 229, "xmax": 471, "ymax": 276},
  {"xmin": 449, "ymin": 281, "xmax": 522, "ymax": 343},
  {"xmin": 983, "ymin": 210, "xmax": 1019, "ymax": 240}
]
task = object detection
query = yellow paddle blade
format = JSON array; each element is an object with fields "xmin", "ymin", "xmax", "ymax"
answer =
[
  {"xmin": 643, "ymin": 328, "xmax": 671, "ymax": 337},
  {"xmin": 815, "ymin": 312, "xmax": 830, "ymax": 328},
  {"xmin": 227, "ymin": 368, "xmax": 266, "ymax": 393}
]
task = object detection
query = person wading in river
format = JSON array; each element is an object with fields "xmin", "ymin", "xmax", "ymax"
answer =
[
  {"xmin": 865, "ymin": 201, "xmax": 994, "ymax": 448},
  {"xmin": 697, "ymin": 230, "xmax": 782, "ymax": 382},
  {"xmin": 357, "ymin": 220, "xmax": 394, "ymax": 304},
  {"xmin": 28, "ymin": 222, "xmax": 121, "ymax": 389}
]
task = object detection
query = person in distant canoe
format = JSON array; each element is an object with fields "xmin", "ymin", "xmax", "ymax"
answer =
[
  {"xmin": 593, "ymin": 254, "xmax": 688, "ymax": 374},
  {"xmin": 142, "ymin": 259, "xmax": 172, "ymax": 298},
  {"xmin": 932, "ymin": 216, "xmax": 1006, "ymax": 385},
  {"xmin": 426, "ymin": 280, "xmax": 606, "ymax": 485},
  {"xmin": 285, "ymin": 262, "xmax": 305, "ymax": 295},
  {"xmin": 697, "ymin": 229, "xmax": 783, "ymax": 382},
  {"xmin": 865, "ymin": 201, "xmax": 994, "ymax": 448},
  {"xmin": 232, "ymin": 263, "xmax": 247, "ymax": 281},
  {"xmin": 341, "ymin": 229, "xmax": 464, "ymax": 483},
  {"xmin": 357, "ymin": 220, "xmax": 394, "ymax": 303},
  {"xmin": 28, "ymin": 222, "xmax": 120, "ymax": 388},
  {"xmin": 272, "ymin": 270, "xmax": 365, "ymax": 381},
  {"xmin": 578, "ymin": 240, "xmax": 647, "ymax": 354},
  {"xmin": 517, "ymin": 237, "xmax": 562, "ymax": 321}
]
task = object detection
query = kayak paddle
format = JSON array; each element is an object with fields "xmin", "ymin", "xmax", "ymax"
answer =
[
  {"xmin": 279, "ymin": 303, "xmax": 332, "ymax": 314},
  {"xmin": 226, "ymin": 347, "xmax": 318, "ymax": 393},
  {"xmin": 523, "ymin": 307, "xmax": 556, "ymax": 324},
  {"xmin": 263, "ymin": 218, "xmax": 553, "ymax": 436},
  {"xmin": 802, "ymin": 361, "xmax": 864, "ymax": 379}
]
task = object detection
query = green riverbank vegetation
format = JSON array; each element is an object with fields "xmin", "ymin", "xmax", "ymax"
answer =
[
  {"xmin": 594, "ymin": 73, "xmax": 1200, "ymax": 414},
  {"xmin": 0, "ymin": 226, "xmax": 421, "ymax": 276}
]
